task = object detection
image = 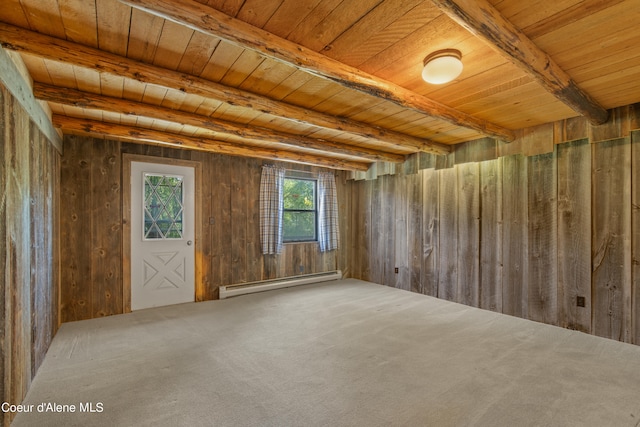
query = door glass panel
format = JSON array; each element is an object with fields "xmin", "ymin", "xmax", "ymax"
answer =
[{"xmin": 143, "ymin": 173, "xmax": 184, "ymax": 240}]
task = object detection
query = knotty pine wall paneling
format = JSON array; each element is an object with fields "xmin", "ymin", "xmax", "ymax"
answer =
[
  {"xmin": 59, "ymin": 138, "xmax": 342, "ymax": 322},
  {"xmin": 345, "ymin": 114, "xmax": 640, "ymax": 346},
  {"xmin": 60, "ymin": 136, "xmax": 122, "ymax": 322},
  {"xmin": 1, "ymin": 85, "xmax": 60, "ymax": 427}
]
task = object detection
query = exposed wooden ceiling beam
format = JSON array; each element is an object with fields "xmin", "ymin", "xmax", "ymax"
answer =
[
  {"xmin": 0, "ymin": 23, "xmax": 449, "ymax": 155},
  {"xmin": 0, "ymin": 47, "xmax": 63, "ymax": 152},
  {"xmin": 431, "ymin": 0, "xmax": 609, "ymax": 125},
  {"xmin": 34, "ymin": 82, "xmax": 405, "ymax": 164},
  {"xmin": 119, "ymin": 0, "xmax": 516, "ymax": 142},
  {"xmin": 53, "ymin": 115, "xmax": 371, "ymax": 171}
]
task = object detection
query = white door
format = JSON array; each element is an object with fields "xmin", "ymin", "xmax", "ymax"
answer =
[{"xmin": 131, "ymin": 161, "xmax": 195, "ymax": 310}]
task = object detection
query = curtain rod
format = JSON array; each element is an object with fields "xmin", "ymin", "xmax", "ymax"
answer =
[{"xmin": 263, "ymin": 165, "xmax": 334, "ymax": 176}]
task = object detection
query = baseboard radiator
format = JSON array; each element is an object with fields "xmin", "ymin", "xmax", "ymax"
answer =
[{"xmin": 219, "ymin": 270, "xmax": 342, "ymax": 299}]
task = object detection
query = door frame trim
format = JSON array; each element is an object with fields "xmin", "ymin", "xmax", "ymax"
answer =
[{"xmin": 122, "ymin": 154, "xmax": 203, "ymax": 313}]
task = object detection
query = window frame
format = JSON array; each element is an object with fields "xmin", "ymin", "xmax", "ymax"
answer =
[{"xmin": 282, "ymin": 174, "xmax": 318, "ymax": 243}]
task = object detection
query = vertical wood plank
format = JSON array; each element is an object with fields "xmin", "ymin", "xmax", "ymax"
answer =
[
  {"xmin": 6, "ymin": 93, "xmax": 31, "ymax": 424},
  {"xmin": 231, "ymin": 157, "xmax": 248, "ymax": 284},
  {"xmin": 592, "ymin": 138, "xmax": 632, "ymax": 342},
  {"xmin": 359, "ymin": 180, "xmax": 372, "ymax": 281},
  {"xmin": 191, "ymin": 151, "xmax": 212, "ymax": 301},
  {"xmin": 336, "ymin": 172, "xmax": 350, "ymax": 277},
  {"xmin": 408, "ymin": 172, "xmax": 423, "ymax": 293},
  {"xmin": 589, "ymin": 106, "xmax": 629, "ymax": 144},
  {"xmin": 384, "ymin": 176, "xmax": 397, "ymax": 287},
  {"xmin": 347, "ymin": 182, "xmax": 360, "ymax": 279},
  {"xmin": 0, "ymin": 87, "xmax": 7, "ymax": 418},
  {"xmin": 395, "ymin": 174, "xmax": 409, "ymax": 291},
  {"xmin": 217, "ymin": 155, "xmax": 232, "ymax": 289},
  {"xmin": 528, "ymin": 151, "xmax": 558, "ymax": 325},
  {"xmin": 421, "ymin": 168, "xmax": 439, "ymax": 297},
  {"xmin": 502, "ymin": 155, "xmax": 528, "ymax": 318},
  {"xmin": 91, "ymin": 138, "xmax": 121, "ymax": 318},
  {"xmin": 369, "ymin": 177, "xmax": 383, "ymax": 284},
  {"xmin": 29, "ymin": 124, "xmax": 46, "ymax": 377},
  {"xmin": 457, "ymin": 162, "xmax": 479, "ymax": 307},
  {"xmin": 557, "ymin": 139, "xmax": 591, "ymax": 333},
  {"xmin": 438, "ymin": 167, "xmax": 458, "ymax": 301},
  {"xmin": 479, "ymin": 159, "xmax": 503, "ymax": 312},
  {"xmin": 60, "ymin": 136, "xmax": 92, "ymax": 321},
  {"xmin": 245, "ymin": 159, "xmax": 262, "ymax": 282},
  {"xmin": 633, "ymin": 131, "xmax": 640, "ymax": 344}
]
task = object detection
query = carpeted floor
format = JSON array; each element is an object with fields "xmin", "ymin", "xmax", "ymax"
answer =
[{"xmin": 12, "ymin": 279, "xmax": 640, "ymax": 426}]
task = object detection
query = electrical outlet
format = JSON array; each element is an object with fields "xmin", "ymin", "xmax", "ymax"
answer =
[
  {"xmin": 577, "ymin": 296, "xmax": 586, "ymax": 307},
  {"xmin": 394, "ymin": 267, "xmax": 399, "ymax": 274}
]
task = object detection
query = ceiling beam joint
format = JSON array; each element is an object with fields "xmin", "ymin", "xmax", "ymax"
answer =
[{"xmin": 431, "ymin": 0, "xmax": 609, "ymax": 125}]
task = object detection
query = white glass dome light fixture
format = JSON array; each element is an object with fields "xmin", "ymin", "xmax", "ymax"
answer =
[{"xmin": 421, "ymin": 49, "xmax": 463, "ymax": 84}]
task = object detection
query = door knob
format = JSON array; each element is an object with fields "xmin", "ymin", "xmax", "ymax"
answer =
[{"xmin": 187, "ymin": 240, "xmax": 193, "ymax": 246}]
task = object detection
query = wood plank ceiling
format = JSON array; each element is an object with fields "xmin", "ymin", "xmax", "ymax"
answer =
[{"xmin": 1, "ymin": 0, "xmax": 639, "ymax": 170}]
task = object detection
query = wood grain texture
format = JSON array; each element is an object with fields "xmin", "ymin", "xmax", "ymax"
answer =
[
  {"xmin": 60, "ymin": 136, "xmax": 94, "ymax": 322},
  {"xmin": 438, "ymin": 167, "xmax": 458, "ymax": 301},
  {"xmin": 346, "ymin": 122, "xmax": 640, "ymax": 348},
  {"xmin": 369, "ymin": 177, "xmax": 383, "ymax": 284},
  {"xmin": 592, "ymin": 138, "xmax": 632, "ymax": 342},
  {"xmin": 231, "ymin": 157, "xmax": 248, "ymax": 284},
  {"xmin": 0, "ymin": 47, "xmax": 62, "ymax": 152},
  {"xmin": 432, "ymin": 0, "xmax": 608, "ymax": 125},
  {"xmin": 479, "ymin": 159, "xmax": 503, "ymax": 312},
  {"xmin": 421, "ymin": 167, "xmax": 439, "ymax": 297},
  {"xmin": 501, "ymin": 154, "xmax": 528, "ymax": 318},
  {"xmin": 33, "ymin": 82, "xmax": 406, "ymax": 163},
  {"xmin": 1, "ymin": 84, "xmax": 59, "ymax": 426},
  {"xmin": 456, "ymin": 162, "xmax": 480, "ymax": 306},
  {"xmin": 121, "ymin": 0, "xmax": 515, "ymax": 142},
  {"xmin": 633, "ymin": 131, "xmax": 640, "ymax": 344},
  {"xmin": 556, "ymin": 139, "xmax": 591, "ymax": 333},
  {"xmin": 0, "ymin": 22, "xmax": 446, "ymax": 154},
  {"xmin": 527, "ymin": 151, "xmax": 558, "ymax": 325},
  {"xmin": 408, "ymin": 172, "xmax": 423, "ymax": 293},
  {"xmin": 383, "ymin": 176, "xmax": 397, "ymax": 288},
  {"xmin": 61, "ymin": 137, "xmax": 344, "ymax": 321},
  {"xmin": 54, "ymin": 115, "xmax": 370, "ymax": 171},
  {"xmin": 1, "ymin": 88, "xmax": 7, "ymax": 418},
  {"xmin": 91, "ymin": 139, "xmax": 122, "ymax": 318},
  {"xmin": 394, "ymin": 174, "xmax": 410, "ymax": 291}
]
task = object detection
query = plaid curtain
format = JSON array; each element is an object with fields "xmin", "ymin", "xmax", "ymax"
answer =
[
  {"xmin": 259, "ymin": 165, "xmax": 286, "ymax": 254},
  {"xmin": 318, "ymin": 172, "xmax": 340, "ymax": 252}
]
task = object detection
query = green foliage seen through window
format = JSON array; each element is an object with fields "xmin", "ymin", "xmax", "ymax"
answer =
[{"xmin": 283, "ymin": 177, "xmax": 316, "ymax": 242}]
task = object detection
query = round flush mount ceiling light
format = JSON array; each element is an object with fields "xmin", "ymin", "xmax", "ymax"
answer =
[{"xmin": 421, "ymin": 49, "xmax": 463, "ymax": 84}]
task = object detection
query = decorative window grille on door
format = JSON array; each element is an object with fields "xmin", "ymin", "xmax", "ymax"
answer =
[{"xmin": 143, "ymin": 173, "xmax": 184, "ymax": 240}]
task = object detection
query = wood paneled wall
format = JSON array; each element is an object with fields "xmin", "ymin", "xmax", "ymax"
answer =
[
  {"xmin": 60, "ymin": 137, "xmax": 343, "ymax": 322},
  {"xmin": 1, "ymin": 85, "xmax": 60, "ymax": 426},
  {"xmin": 344, "ymin": 129, "xmax": 640, "ymax": 345}
]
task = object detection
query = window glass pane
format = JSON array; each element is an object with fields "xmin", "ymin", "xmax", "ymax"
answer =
[
  {"xmin": 284, "ymin": 178, "xmax": 315, "ymax": 210},
  {"xmin": 283, "ymin": 211, "xmax": 316, "ymax": 241},
  {"xmin": 143, "ymin": 173, "xmax": 184, "ymax": 240},
  {"xmin": 283, "ymin": 177, "xmax": 317, "ymax": 242}
]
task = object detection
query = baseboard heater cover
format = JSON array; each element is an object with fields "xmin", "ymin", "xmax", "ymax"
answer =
[{"xmin": 219, "ymin": 270, "xmax": 342, "ymax": 299}]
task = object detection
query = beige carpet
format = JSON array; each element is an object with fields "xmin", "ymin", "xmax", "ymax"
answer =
[{"xmin": 12, "ymin": 279, "xmax": 640, "ymax": 426}]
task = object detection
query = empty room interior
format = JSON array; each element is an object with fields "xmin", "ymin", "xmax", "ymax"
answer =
[{"xmin": 3, "ymin": 0, "xmax": 640, "ymax": 425}]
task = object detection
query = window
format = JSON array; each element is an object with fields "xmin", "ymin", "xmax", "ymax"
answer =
[
  {"xmin": 283, "ymin": 176, "xmax": 317, "ymax": 242},
  {"xmin": 143, "ymin": 173, "xmax": 184, "ymax": 239}
]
